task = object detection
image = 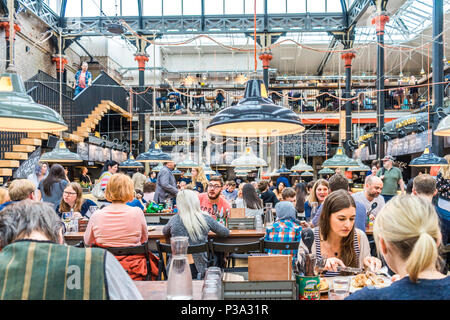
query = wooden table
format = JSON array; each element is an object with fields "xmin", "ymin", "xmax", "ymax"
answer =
[{"xmin": 134, "ymin": 280, "xmax": 204, "ymax": 300}]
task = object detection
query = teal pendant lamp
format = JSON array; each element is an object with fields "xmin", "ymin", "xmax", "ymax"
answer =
[
  {"xmin": 136, "ymin": 140, "xmax": 172, "ymax": 162},
  {"xmin": 234, "ymin": 166, "xmax": 257, "ymax": 173},
  {"xmin": 152, "ymin": 162, "xmax": 164, "ymax": 172},
  {"xmin": 177, "ymin": 158, "xmax": 199, "ymax": 169},
  {"xmin": 201, "ymin": 163, "xmax": 216, "ymax": 175},
  {"xmin": 347, "ymin": 159, "xmax": 371, "ymax": 172},
  {"xmin": 290, "ymin": 171, "xmax": 300, "ymax": 177},
  {"xmin": 291, "ymin": 157, "xmax": 313, "ymax": 172},
  {"xmin": 300, "ymin": 171, "xmax": 314, "ymax": 177},
  {"xmin": 119, "ymin": 153, "xmax": 144, "ymax": 169},
  {"xmin": 40, "ymin": 139, "xmax": 82, "ymax": 163},
  {"xmin": 322, "ymin": 146, "xmax": 358, "ymax": 168},
  {"xmin": 206, "ymin": 77, "xmax": 304, "ymax": 137},
  {"xmin": 183, "ymin": 169, "xmax": 192, "ymax": 177},
  {"xmin": 318, "ymin": 167, "xmax": 335, "ymax": 175},
  {"xmin": 172, "ymin": 167, "xmax": 183, "ymax": 176},
  {"xmin": 434, "ymin": 115, "xmax": 450, "ymax": 136},
  {"xmin": 231, "ymin": 146, "xmax": 267, "ymax": 167},
  {"xmin": 277, "ymin": 163, "xmax": 291, "ymax": 174},
  {"xmin": 410, "ymin": 146, "xmax": 448, "ymax": 167}
]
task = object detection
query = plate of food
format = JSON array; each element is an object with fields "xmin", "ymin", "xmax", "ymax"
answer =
[
  {"xmin": 318, "ymin": 278, "xmax": 329, "ymax": 293},
  {"xmin": 350, "ymin": 271, "xmax": 392, "ymax": 293}
]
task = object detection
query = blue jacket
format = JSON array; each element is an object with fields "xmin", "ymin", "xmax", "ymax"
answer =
[
  {"xmin": 75, "ymin": 70, "xmax": 92, "ymax": 88},
  {"xmin": 276, "ymin": 176, "xmax": 291, "ymax": 188}
]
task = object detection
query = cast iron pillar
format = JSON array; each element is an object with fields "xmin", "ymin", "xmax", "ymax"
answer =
[
  {"xmin": 259, "ymin": 50, "xmax": 273, "ymax": 91},
  {"xmin": 134, "ymin": 53, "xmax": 149, "ymax": 88},
  {"xmin": 0, "ymin": 20, "xmax": 20, "ymax": 68},
  {"xmin": 372, "ymin": 13, "xmax": 389, "ymax": 160},
  {"xmin": 342, "ymin": 51, "xmax": 356, "ymax": 145},
  {"xmin": 432, "ymin": 0, "xmax": 444, "ymax": 156}
]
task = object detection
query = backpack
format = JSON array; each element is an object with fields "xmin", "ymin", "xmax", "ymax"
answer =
[{"xmin": 91, "ymin": 173, "xmax": 107, "ymax": 200}]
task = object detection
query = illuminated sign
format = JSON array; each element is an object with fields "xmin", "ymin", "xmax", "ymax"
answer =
[{"xmin": 159, "ymin": 140, "xmax": 190, "ymax": 146}]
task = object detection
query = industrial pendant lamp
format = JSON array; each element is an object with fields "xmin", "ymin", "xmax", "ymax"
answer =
[
  {"xmin": 172, "ymin": 167, "xmax": 183, "ymax": 176},
  {"xmin": 177, "ymin": 158, "xmax": 199, "ymax": 169},
  {"xmin": 234, "ymin": 166, "xmax": 256, "ymax": 173},
  {"xmin": 300, "ymin": 171, "xmax": 314, "ymax": 177},
  {"xmin": 347, "ymin": 159, "xmax": 371, "ymax": 172},
  {"xmin": 289, "ymin": 171, "xmax": 300, "ymax": 177},
  {"xmin": 201, "ymin": 162, "xmax": 216, "ymax": 175},
  {"xmin": 152, "ymin": 162, "xmax": 164, "ymax": 172},
  {"xmin": 136, "ymin": 139, "xmax": 172, "ymax": 162},
  {"xmin": 231, "ymin": 146, "xmax": 267, "ymax": 167},
  {"xmin": 434, "ymin": 115, "xmax": 450, "ymax": 136},
  {"xmin": 206, "ymin": 77, "xmax": 304, "ymax": 137},
  {"xmin": 0, "ymin": 0, "xmax": 67, "ymax": 132},
  {"xmin": 40, "ymin": 28, "xmax": 80, "ymax": 163},
  {"xmin": 410, "ymin": 145, "xmax": 448, "ymax": 167},
  {"xmin": 322, "ymin": 146, "xmax": 359, "ymax": 168},
  {"xmin": 318, "ymin": 167, "xmax": 335, "ymax": 175},
  {"xmin": 291, "ymin": 157, "xmax": 313, "ymax": 172},
  {"xmin": 276, "ymin": 163, "xmax": 291, "ymax": 174},
  {"xmin": 119, "ymin": 152, "xmax": 144, "ymax": 169},
  {"xmin": 183, "ymin": 169, "xmax": 192, "ymax": 177}
]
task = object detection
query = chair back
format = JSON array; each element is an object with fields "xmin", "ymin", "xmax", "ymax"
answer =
[
  {"xmin": 159, "ymin": 216, "xmax": 171, "ymax": 225},
  {"xmin": 210, "ymin": 238, "xmax": 264, "ymax": 255},
  {"xmin": 92, "ymin": 242, "xmax": 152, "ymax": 280},
  {"xmin": 262, "ymin": 239, "xmax": 300, "ymax": 252}
]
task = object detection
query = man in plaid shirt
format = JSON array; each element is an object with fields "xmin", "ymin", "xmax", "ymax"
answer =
[{"xmin": 265, "ymin": 201, "xmax": 302, "ymax": 261}]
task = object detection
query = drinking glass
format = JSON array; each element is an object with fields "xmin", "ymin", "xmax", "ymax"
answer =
[
  {"xmin": 329, "ymin": 277, "xmax": 350, "ymax": 300},
  {"xmin": 264, "ymin": 208, "xmax": 274, "ymax": 227},
  {"xmin": 204, "ymin": 267, "xmax": 223, "ymax": 299},
  {"xmin": 201, "ymin": 280, "xmax": 220, "ymax": 300}
]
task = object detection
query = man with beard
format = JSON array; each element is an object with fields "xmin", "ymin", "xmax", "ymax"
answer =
[
  {"xmin": 376, "ymin": 155, "xmax": 405, "ymax": 203},
  {"xmin": 352, "ymin": 175, "xmax": 385, "ymax": 220},
  {"xmin": 198, "ymin": 176, "xmax": 231, "ymax": 219}
]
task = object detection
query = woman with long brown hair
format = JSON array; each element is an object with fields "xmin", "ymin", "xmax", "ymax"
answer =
[
  {"xmin": 56, "ymin": 182, "xmax": 97, "ymax": 218},
  {"xmin": 304, "ymin": 179, "xmax": 329, "ymax": 221},
  {"xmin": 299, "ymin": 189, "xmax": 381, "ymax": 277}
]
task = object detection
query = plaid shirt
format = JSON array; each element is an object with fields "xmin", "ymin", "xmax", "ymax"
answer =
[{"xmin": 264, "ymin": 219, "xmax": 302, "ymax": 259}]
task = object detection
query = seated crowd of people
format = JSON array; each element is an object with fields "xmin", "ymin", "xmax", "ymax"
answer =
[{"xmin": 0, "ymin": 158, "xmax": 448, "ymax": 300}]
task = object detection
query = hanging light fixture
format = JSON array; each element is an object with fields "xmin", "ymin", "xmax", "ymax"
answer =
[
  {"xmin": 300, "ymin": 171, "xmax": 314, "ymax": 177},
  {"xmin": 236, "ymin": 172, "xmax": 248, "ymax": 178},
  {"xmin": 172, "ymin": 167, "xmax": 183, "ymax": 176},
  {"xmin": 276, "ymin": 163, "xmax": 291, "ymax": 174},
  {"xmin": 322, "ymin": 146, "xmax": 359, "ymax": 168},
  {"xmin": 0, "ymin": 0, "xmax": 67, "ymax": 132},
  {"xmin": 207, "ymin": 78, "xmax": 304, "ymax": 137},
  {"xmin": 270, "ymin": 168, "xmax": 280, "ymax": 177},
  {"xmin": 40, "ymin": 139, "xmax": 82, "ymax": 163},
  {"xmin": 347, "ymin": 159, "xmax": 371, "ymax": 172},
  {"xmin": 119, "ymin": 152, "xmax": 144, "ymax": 169},
  {"xmin": 230, "ymin": 146, "xmax": 267, "ymax": 167},
  {"xmin": 136, "ymin": 139, "xmax": 172, "ymax": 162},
  {"xmin": 318, "ymin": 167, "xmax": 335, "ymax": 175},
  {"xmin": 152, "ymin": 162, "xmax": 164, "ymax": 172},
  {"xmin": 289, "ymin": 171, "xmax": 300, "ymax": 177},
  {"xmin": 177, "ymin": 158, "xmax": 199, "ymax": 169},
  {"xmin": 410, "ymin": 145, "xmax": 448, "ymax": 167},
  {"xmin": 183, "ymin": 169, "xmax": 192, "ymax": 177},
  {"xmin": 201, "ymin": 162, "xmax": 216, "ymax": 175},
  {"xmin": 234, "ymin": 166, "xmax": 256, "ymax": 173},
  {"xmin": 434, "ymin": 115, "xmax": 450, "ymax": 136},
  {"xmin": 290, "ymin": 157, "xmax": 313, "ymax": 172}
]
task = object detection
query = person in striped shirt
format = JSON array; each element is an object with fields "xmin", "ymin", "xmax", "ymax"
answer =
[
  {"xmin": 99, "ymin": 160, "xmax": 119, "ymax": 192},
  {"xmin": 265, "ymin": 200, "xmax": 302, "ymax": 262}
]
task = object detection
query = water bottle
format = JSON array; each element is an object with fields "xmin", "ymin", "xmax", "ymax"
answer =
[
  {"xmin": 255, "ymin": 214, "xmax": 264, "ymax": 231},
  {"xmin": 166, "ymin": 237, "xmax": 193, "ymax": 300}
]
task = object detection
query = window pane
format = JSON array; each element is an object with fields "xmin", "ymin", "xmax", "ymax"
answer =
[
  {"xmin": 225, "ymin": 0, "xmax": 244, "ymax": 14},
  {"xmin": 101, "ymin": 0, "xmax": 119, "ymax": 16},
  {"xmin": 205, "ymin": 0, "xmax": 223, "ymax": 14},
  {"xmin": 45, "ymin": 0, "xmax": 60, "ymax": 13},
  {"xmin": 244, "ymin": 0, "xmax": 264, "ymax": 14},
  {"xmin": 308, "ymin": 0, "xmax": 325, "ymax": 12},
  {"xmin": 143, "ymin": 0, "xmax": 162, "ymax": 15},
  {"xmin": 163, "ymin": 0, "xmax": 182, "ymax": 15},
  {"xmin": 327, "ymin": 0, "xmax": 341, "ymax": 12},
  {"xmin": 183, "ymin": 0, "xmax": 202, "ymax": 15},
  {"xmin": 268, "ymin": 0, "xmax": 286, "ymax": 13},
  {"xmin": 121, "ymin": 0, "xmax": 138, "ymax": 15},
  {"xmin": 83, "ymin": 0, "xmax": 100, "ymax": 17},
  {"xmin": 287, "ymin": 0, "xmax": 306, "ymax": 13},
  {"xmin": 66, "ymin": 0, "xmax": 82, "ymax": 17}
]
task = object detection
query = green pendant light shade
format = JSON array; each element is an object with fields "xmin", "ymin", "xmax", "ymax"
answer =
[
  {"xmin": 172, "ymin": 167, "xmax": 183, "ymax": 175},
  {"xmin": 177, "ymin": 158, "xmax": 199, "ymax": 169},
  {"xmin": 152, "ymin": 162, "xmax": 164, "ymax": 172},
  {"xmin": 318, "ymin": 167, "xmax": 335, "ymax": 175},
  {"xmin": 270, "ymin": 168, "xmax": 280, "ymax": 177},
  {"xmin": 234, "ymin": 166, "xmax": 257, "ymax": 173},
  {"xmin": 183, "ymin": 169, "xmax": 192, "ymax": 177},
  {"xmin": 201, "ymin": 163, "xmax": 216, "ymax": 175},
  {"xmin": 0, "ymin": 73, "xmax": 67, "ymax": 132},
  {"xmin": 136, "ymin": 140, "xmax": 172, "ymax": 162},
  {"xmin": 119, "ymin": 153, "xmax": 144, "ymax": 169},
  {"xmin": 206, "ymin": 78, "xmax": 304, "ymax": 137},
  {"xmin": 322, "ymin": 146, "xmax": 359, "ymax": 168},
  {"xmin": 40, "ymin": 139, "xmax": 82, "ymax": 163},
  {"xmin": 410, "ymin": 146, "xmax": 448, "ymax": 167},
  {"xmin": 277, "ymin": 163, "xmax": 291, "ymax": 174},
  {"xmin": 434, "ymin": 115, "xmax": 450, "ymax": 136},
  {"xmin": 290, "ymin": 171, "xmax": 300, "ymax": 177},
  {"xmin": 291, "ymin": 157, "xmax": 313, "ymax": 172},
  {"xmin": 300, "ymin": 171, "xmax": 314, "ymax": 177},
  {"xmin": 236, "ymin": 172, "xmax": 248, "ymax": 177},
  {"xmin": 231, "ymin": 146, "xmax": 267, "ymax": 167},
  {"xmin": 347, "ymin": 159, "xmax": 371, "ymax": 172}
]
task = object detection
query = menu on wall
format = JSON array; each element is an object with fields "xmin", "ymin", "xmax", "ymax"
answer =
[
  {"xmin": 13, "ymin": 147, "xmax": 41, "ymax": 179},
  {"xmin": 278, "ymin": 131, "xmax": 327, "ymax": 157}
]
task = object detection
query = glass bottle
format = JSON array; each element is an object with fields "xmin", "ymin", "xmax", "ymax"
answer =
[{"xmin": 166, "ymin": 236, "xmax": 193, "ymax": 300}]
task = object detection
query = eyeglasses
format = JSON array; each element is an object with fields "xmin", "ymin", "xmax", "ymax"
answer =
[
  {"xmin": 63, "ymin": 191, "xmax": 77, "ymax": 196},
  {"xmin": 208, "ymin": 184, "xmax": 222, "ymax": 190}
]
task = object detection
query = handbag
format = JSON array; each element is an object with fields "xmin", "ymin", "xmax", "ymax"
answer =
[{"xmin": 91, "ymin": 174, "xmax": 106, "ymax": 200}]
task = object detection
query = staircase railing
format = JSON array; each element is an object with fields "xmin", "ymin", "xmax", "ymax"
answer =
[{"xmin": 0, "ymin": 132, "xmax": 27, "ymax": 160}]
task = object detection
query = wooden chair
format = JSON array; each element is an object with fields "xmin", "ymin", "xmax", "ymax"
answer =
[
  {"xmin": 92, "ymin": 242, "xmax": 153, "ymax": 280},
  {"xmin": 209, "ymin": 238, "xmax": 264, "ymax": 272},
  {"xmin": 262, "ymin": 239, "xmax": 300, "ymax": 253},
  {"xmin": 156, "ymin": 240, "xmax": 212, "ymax": 280}
]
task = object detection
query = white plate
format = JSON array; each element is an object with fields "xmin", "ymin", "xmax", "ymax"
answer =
[{"xmin": 349, "ymin": 275, "xmax": 392, "ymax": 293}]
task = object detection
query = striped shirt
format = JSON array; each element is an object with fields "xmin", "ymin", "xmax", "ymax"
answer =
[
  {"xmin": 314, "ymin": 228, "xmax": 360, "ymax": 277},
  {"xmin": 99, "ymin": 171, "xmax": 112, "ymax": 191}
]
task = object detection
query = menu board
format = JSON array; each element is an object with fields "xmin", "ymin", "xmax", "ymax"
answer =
[
  {"xmin": 77, "ymin": 142, "xmax": 89, "ymax": 161},
  {"xmin": 13, "ymin": 147, "xmax": 41, "ymax": 179},
  {"xmin": 278, "ymin": 131, "xmax": 327, "ymax": 157}
]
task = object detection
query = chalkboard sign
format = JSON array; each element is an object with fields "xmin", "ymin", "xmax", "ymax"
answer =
[
  {"xmin": 13, "ymin": 147, "xmax": 41, "ymax": 179},
  {"xmin": 77, "ymin": 142, "xmax": 89, "ymax": 161},
  {"xmin": 278, "ymin": 131, "xmax": 327, "ymax": 157}
]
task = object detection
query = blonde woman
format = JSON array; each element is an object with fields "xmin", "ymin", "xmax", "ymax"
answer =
[
  {"xmin": 0, "ymin": 187, "xmax": 9, "ymax": 206},
  {"xmin": 162, "ymin": 189, "xmax": 229, "ymax": 278},
  {"xmin": 347, "ymin": 195, "xmax": 449, "ymax": 300},
  {"xmin": 190, "ymin": 167, "xmax": 209, "ymax": 193},
  {"xmin": 436, "ymin": 154, "xmax": 450, "ymax": 244}
]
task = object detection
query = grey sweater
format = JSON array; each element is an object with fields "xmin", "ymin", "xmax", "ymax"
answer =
[{"xmin": 162, "ymin": 213, "xmax": 230, "ymax": 276}]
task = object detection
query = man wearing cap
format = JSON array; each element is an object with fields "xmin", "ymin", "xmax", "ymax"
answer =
[{"xmin": 376, "ymin": 155, "xmax": 405, "ymax": 203}]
